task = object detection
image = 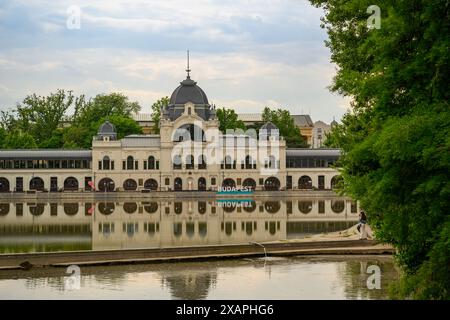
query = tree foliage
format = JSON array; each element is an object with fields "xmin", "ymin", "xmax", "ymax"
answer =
[
  {"xmin": 262, "ymin": 107, "xmax": 308, "ymax": 147},
  {"xmin": 216, "ymin": 107, "xmax": 246, "ymax": 133},
  {"xmin": 0, "ymin": 91, "xmax": 142, "ymax": 149},
  {"xmin": 310, "ymin": 0, "xmax": 450, "ymax": 299}
]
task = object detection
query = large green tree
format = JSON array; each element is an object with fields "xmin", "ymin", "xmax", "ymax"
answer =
[
  {"xmin": 310, "ymin": 0, "xmax": 450, "ymax": 299},
  {"xmin": 262, "ymin": 107, "xmax": 308, "ymax": 147},
  {"xmin": 66, "ymin": 93, "xmax": 142, "ymax": 148},
  {"xmin": 10, "ymin": 89, "xmax": 81, "ymax": 148},
  {"xmin": 216, "ymin": 107, "xmax": 246, "ymax": 133}
]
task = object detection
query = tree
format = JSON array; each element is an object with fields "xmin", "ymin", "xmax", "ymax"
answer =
[
  {"xmin": 216, "ymin": 108, "xmax": 246, "ymax": 133},
  {"xmin": 150, "ymin": 96, "xmax": 169, "ymax": 134},
  {"xmin": 310, "ymin": 0, "xmax": 450, "ymax": 299},
  {"xmin": 66, "ymin": 93, "xmax": 142, "ymax": 148},
  {"xmin": 262, "ymin": 107, "xmax": 308, "ymax": 147},
  {"xmin": 12, "ymin": 89, "xmax": 78, "ymax": 147},
  {"xmin": 3, "ymin": 130, "xmax": 37, "ymax": 149}
]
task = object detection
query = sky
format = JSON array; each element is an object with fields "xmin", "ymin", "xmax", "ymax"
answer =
[{"xmin": 0, "ymin": 0, "xmax": 349, "ymax": 123}]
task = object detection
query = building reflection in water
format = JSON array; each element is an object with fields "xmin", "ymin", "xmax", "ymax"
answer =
[{"xmin": 0, "ymin": 197, "xmax": 359, "ymax": 253}]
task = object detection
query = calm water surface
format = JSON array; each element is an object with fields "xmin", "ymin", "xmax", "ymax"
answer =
[
  {"xmin": 0, "ymin": 256, "xmax": 398, "ymax": 299},
  {"xmin": 0, "ymin": 197, "xmax": 399, "ymax": 299},
  {"xmin": 0, "ymin": 197, "xmax": 358, "ymax": 253}
]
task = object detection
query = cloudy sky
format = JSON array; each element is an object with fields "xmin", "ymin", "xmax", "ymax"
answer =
[{"xmin": 0, "ymin": 0, "xmax": 349, "ymax": 123}]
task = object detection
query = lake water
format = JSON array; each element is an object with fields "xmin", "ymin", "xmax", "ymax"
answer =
[
  {"xmin": 0, "ymin": 197, "xmax": 359, "ymax": 253},
  {"xmin": 0, "ymin": 256, "xmax": 398, "ymax": 299},
  {"xmin": 0, "ymin": 197, "xmax": 399, "ymax": 299}
]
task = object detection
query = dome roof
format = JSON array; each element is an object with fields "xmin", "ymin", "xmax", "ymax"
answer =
[
  {"xmin": 169, "ymin": 77, "xmax": 209, "ymax": 105},
  {"xmin": 261, "ymin": 121, "xmax": 278, "ymax": 131},
  {"xmin": 98, "ymin": 121, "xmax": 116, "ymax": 135},
  {"xmin": 260, "ymin": 121, "xmax": 279, "ymax": 137}
]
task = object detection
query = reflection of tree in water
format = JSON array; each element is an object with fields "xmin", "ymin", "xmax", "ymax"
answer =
[
  {"xmin": 336, "ymin": 258, "xmax": 399, "ymax": 300},
  {"xmin": 161, "ymin": 267, "xmax": 217, "ymax": 300}
]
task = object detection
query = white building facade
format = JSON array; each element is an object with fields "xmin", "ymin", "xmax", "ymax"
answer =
[{"xmin": 0, "ymin": 74, "xmax": 341, "ymax": 193}]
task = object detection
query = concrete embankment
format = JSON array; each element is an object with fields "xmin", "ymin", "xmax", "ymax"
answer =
[{"xmin": 0, "ymin": 240, "xmax": 393, "ymax": 270}]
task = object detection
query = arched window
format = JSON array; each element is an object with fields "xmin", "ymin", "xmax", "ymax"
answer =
[
  {"xmin": 173, "ymin": 155, "xmax": 182, "ymax": 170},
  {"xmin": 126, "ymin": 156, "xmax": 134, "ymax": 170},
  {"xmin": 331, "ymin": 175, "xmax": 342, "ymax": 190},
  {"xmin": 123, "ymin": 202, "xmax": 138, "ymax": 214},
  {"xmin": 29, "ymin": 177, "xmax": 45, "ymax": 191},
  {"xmin": 123, "ymin": 179, "xmax": 137, "ymax": 191},
  {"xmin": 174, "ymin": 177, "xmax": 182, "ymax": 191},
  {"xmin": 64, "ymin": 203, "xmax": 79, "ymax": 216},
  {"xmin": 265, "ymin": 201, "xmax": 281, "ymax": 213},
  {"xmin": 225, "ymin": 155, "xmax": 232, "ymax": 169},
  {"xmin": 143, "ymin": 202, "xmax": 158, "ymax": 214},
  {"xmin": 144, "ymin": 179, "xmax": 158, "ymax": 191},
  {"xmin": 243, "ymin": 201, "xmax": 257, "ymax": 213},
  {"xmin": 198, "ymin": 155, "xmax": 207, "ymax": 169},
  {"xmin": 198, "ymin": 177, "xmax": 206, "ymax": 191},
  {"xmin": 63, "ymin": 177, "xmax": 79, "ymax": 191},
  {"xmin": 98, "ymin": 178, "xmax": 115, "ymax": 192},
  {"xmin": 0, "ymin": 178, "xmax": 10, "ymax": 193},
  {"xmin": 98, "ymin": 202, "xmax": 115, "ymax": 215},
  {"xmin": 186, "ymin": 222, "xmax": 195, "ymax": 238},
  {"xmin": 264, "ymin": 177, "xmax": 280, "ymax": 191},
  {"xmin": 331, "ymin": 200, "xmax": 345, "ymax": 213},
  {"xmin": 198, "ymin": 201, "xmax": 207, "ymax": 214},
  {"xmin": 222, "ymin": 178, "xmax": 236, "ymax": 189},
  {"xmin": 29, "ymin": 203, "xmax": 45, "ymax": 216},
  {"xmin": 242, "ymin": 178, "xmax": 256, "ymax": 191},
  {"xmin": 245, "ymin": 155, "xmax": 253, "ymax": 169},
  {"xmin": 199, "ymin": 222, "xmax": 207, "ymax": 237},
  {"xmin": 102, "ymin": 156, "xmax": 110, "ymax": 170},
  {"xmin": 298, "ymin": 201, "xmax": 313, "ymax": 214},
  {"xmin": 299, "ymin": 176, "xmax": 313, "ymax": 189},
  {"xmin": 148, "ymin": 156, "xmax": 155, "ymax": 170},
  {"xmin": 269, "ymin": 156, "xmax": 277, "ymax": 169},
  {"xmin": 174, "ymin": 202, "xmax": 183, "ymax": 214},
  {"xmin": 186, "ymin": 155, "xmax": 194, "ymax": 169},
  {"xmin": 0, "ymin": 203, "xmax": 10, "ymax": 216}
]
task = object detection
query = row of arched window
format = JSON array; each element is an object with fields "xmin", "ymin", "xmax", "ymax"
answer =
[
  {"xmin": 99, "ymin": 156, "xmax": 159, "ymax": 171},
  {"xmin": 0, "ymin": 200, "xmax": 354, "ymax": 217}
]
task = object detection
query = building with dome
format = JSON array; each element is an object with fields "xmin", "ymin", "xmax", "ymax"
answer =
[{"xmin": 0, "ymin": 69, "xmax": 341, "ymax": 194}]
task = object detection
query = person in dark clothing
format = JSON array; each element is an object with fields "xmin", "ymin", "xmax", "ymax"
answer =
[{"xmin": 358, "ymin": 211, "xmax": 368, "ymax": 239}]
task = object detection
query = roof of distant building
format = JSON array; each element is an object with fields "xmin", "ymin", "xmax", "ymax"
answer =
[{"xmin": 292, "ymin": 115, "xmax": 313, "ymax": 127}]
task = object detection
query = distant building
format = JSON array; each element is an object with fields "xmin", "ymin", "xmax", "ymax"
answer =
[
  {"xmin": 312, "ymin": 119, "xmax": 338, "ymax": 148},
  {"xmin": 132, "ymin": 113, "xmax": 156, "ymax": 134},
  {"xmin": 238, "ymin": 113, "xmax": 314, "ymax": 146}
]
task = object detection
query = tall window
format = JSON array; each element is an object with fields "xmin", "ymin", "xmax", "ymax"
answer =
[
  {"xmin": 198, "ymin": 155, "xmax": 207, "ymax": 169},
  {"xmin": 127, "ymin": 156, "xmax": 134, "ymax": 170},
  {"xmin": 245, "ymin": 155, "xmax": 253, "ymax": 169},
  {"xmin": 102, "ymin": 156, "xmax": 110, "ymax": 170},
  {"xmin": 173, "ymin": 155, "xmax": 182, "ymax": 170},
  {"xmin": 186, "ymin": 155, "xmax": 194, "ymax": 169},
  {"xmin": 225, "ymin": 156, "xmax": 232, "ymax": 169},
  {"xmin": 148, "ymin": 156, "xmax": 155, "ymax": 170}
]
